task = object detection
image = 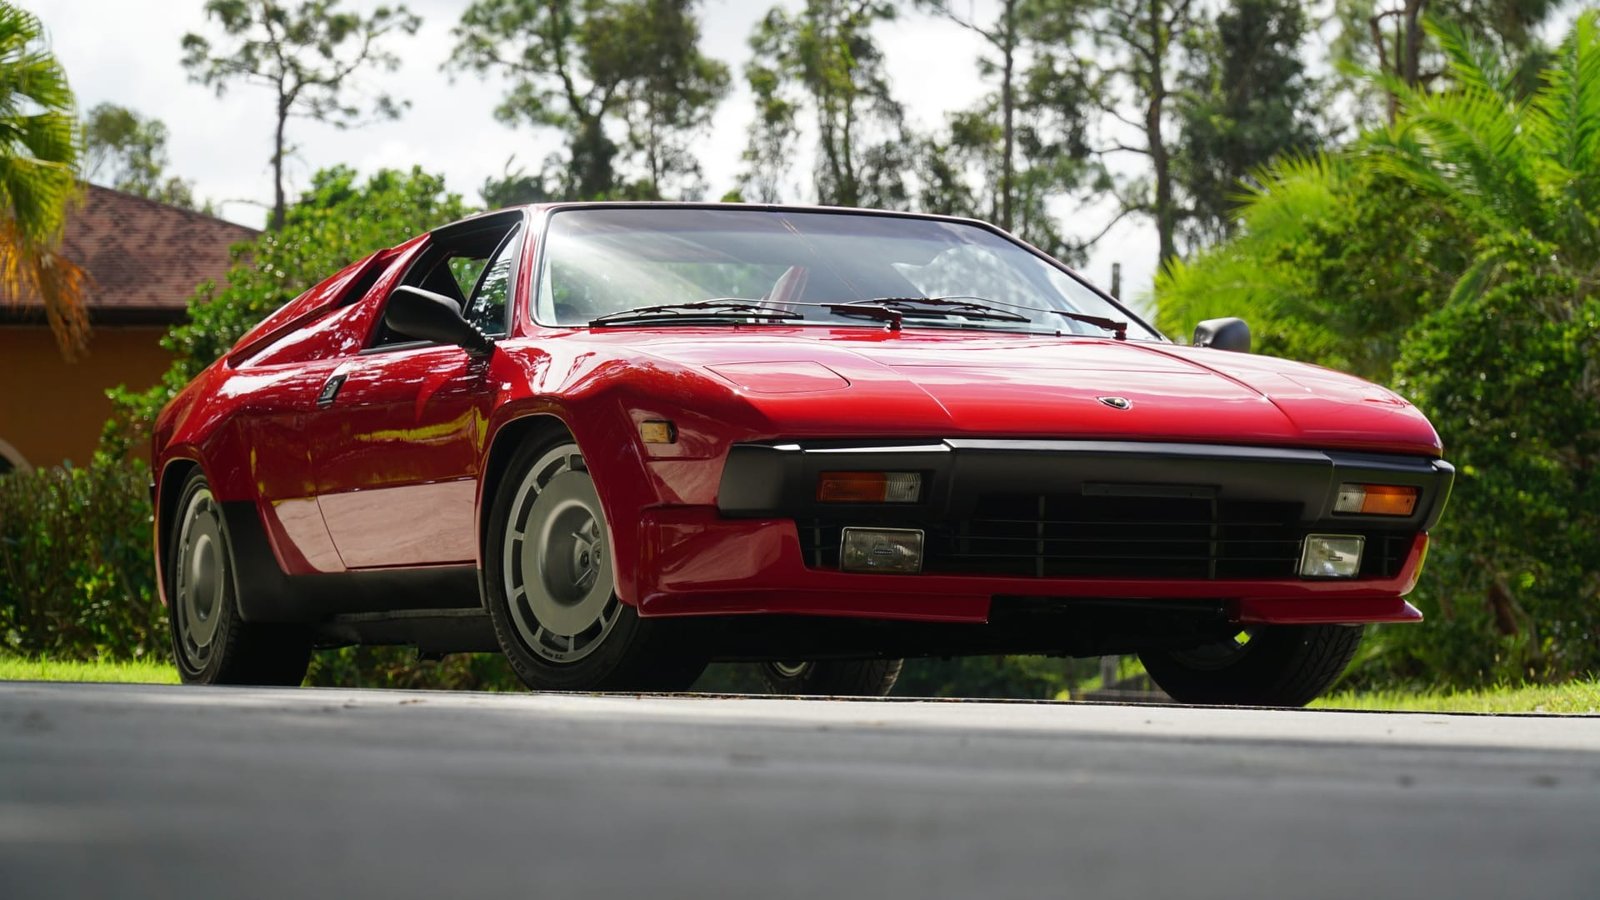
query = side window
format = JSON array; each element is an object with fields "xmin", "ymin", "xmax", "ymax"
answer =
[
  {"xmin": 463, "ymin": 228, "xmax": 519, "ymax": 337},
  {"xmin": 369, "ymin": 217, "xmax": 522, "ymax": 349}
]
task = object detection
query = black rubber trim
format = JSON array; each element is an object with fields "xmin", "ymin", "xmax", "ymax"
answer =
[
  {"xmin": 717, "ymin": 439, "xmax": 1454, "ymax": 531},
  {"xmin": 221, "ymin": 501, "xmax": 482, "ymax": 622}
]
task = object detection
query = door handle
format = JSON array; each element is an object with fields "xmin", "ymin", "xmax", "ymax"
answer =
[{"xmin": 316, "ymin": 373, "xmax": 347, "ymax": 408}]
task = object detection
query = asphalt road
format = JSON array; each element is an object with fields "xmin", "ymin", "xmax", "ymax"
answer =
[{"xmin": 2, "ymin": 683, "xmax": 1598, "ymax": 899}]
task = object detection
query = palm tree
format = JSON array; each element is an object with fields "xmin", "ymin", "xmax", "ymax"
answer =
[
  {"xmin": 1371, "ymin": 12, "xmax": 1600, "ymax": 306},
  {"xmin": 0, "ymin": 3, "xmax": 87, "ymax": 356}
]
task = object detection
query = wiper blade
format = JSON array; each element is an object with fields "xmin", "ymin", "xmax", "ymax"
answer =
[
  {"xmin": 837, "ymin": 296, "xmax": 1033, "ymax": 324},
  {"xmin": 1045, "ymin": 310, "xmax": 1128, "ymax": 340},
  {"xmin": 845, "ymin": 295, "xmax": 1129, "ymax": 340},
  {"xmin": 590, "ymin": 298, "xmax": 804, "ymax": 327}
]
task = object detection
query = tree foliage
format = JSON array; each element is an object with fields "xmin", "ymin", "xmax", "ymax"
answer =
[
  {"xmin": 181, "ymin": 0, "xmax": 421, "ymax": 229},
  {"xmin": 82, "ymin": 103, "xmax": 201, "ymax": 209},
  {"xmin": 1160, "ymin": 11, "xmax": 1600, "ymax": 685},
  {"xmin": 1174, "ymin": 0, "xmax": 1321, "ymax": 244},
  {"xmin": 741, "ymin": 0, "xmax": 908, "ymax": 208},
  {"xmin": 449, "ymin": 0, "xmax": 729, "ymax": 201},
  {"xmin": 1333, "ymin": 0, "xmax": 1563, "ymax": 122},
  {"xmin": 914, "ymin": 0, "xmax": 1103, "ymax": 261},
  {"xmin": 0, "ymin": 3, "xmax": 87, "ymax": 357}
]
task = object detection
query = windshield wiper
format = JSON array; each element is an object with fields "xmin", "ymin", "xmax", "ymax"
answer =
[
  {"xmin": 590, "ymin": 298, "xmax": 805, "ymax": 327},
  {"xmin": 1044, "ymin": 309, "xmax": 1128, "ymax": 341},
  {"xmin": 825, "ymin": 295, "xmax": 1128, "ymax": 339},
  {"xmin": 825, "ymin": 296, "xmax": 1033, "ymax": 330}
]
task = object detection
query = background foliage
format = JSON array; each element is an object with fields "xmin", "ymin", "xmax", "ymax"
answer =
[
  {"xmin": 0, "ymin": 459, "xmax": 165, "ymax": 661},
  {"xmin": 1160, "ymin": 12, "xmax": 1600, "ymax": 687}
]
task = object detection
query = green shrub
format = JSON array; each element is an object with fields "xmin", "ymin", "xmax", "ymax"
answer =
[{"xmin": 0, "ymin": 459, "xmax": 166, "ymax": 661}]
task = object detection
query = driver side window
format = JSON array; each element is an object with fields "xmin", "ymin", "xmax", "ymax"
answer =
[
  {"xmin": 463, "ymin": 227, "xmax": 520, "ymax": 337},
  {"xmin": 370, "ymin": 216, "xmax": 522, "ymax": 348}
]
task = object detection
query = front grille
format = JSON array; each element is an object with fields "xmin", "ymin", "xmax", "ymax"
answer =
[{"xmin": 798, "ymin": 493, "xmax": 1411, "ymax": 580}]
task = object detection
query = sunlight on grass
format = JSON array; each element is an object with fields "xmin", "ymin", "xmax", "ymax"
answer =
[
  {"xmin": 1315, "ymin": 681, "xmax": 1600, "ymax": 715},
  {"xmin": 0, "ymin": 657, "xmax": 179, "ymax": 685}
]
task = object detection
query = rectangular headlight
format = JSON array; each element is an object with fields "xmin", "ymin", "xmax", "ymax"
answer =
[
  {"xmin": 1300, "ymin": 534, "xmax": 1365, "ymax": 578},
  {"xmin": 817, "ymin": 471, "xmax": 921, "ymax": 503},
  {"xmin": 840, "ymin": 527, "xmax": 924, "ymax": 574},
  {"xmin": 1335, "ymin": 483, "xmax": 1419, "ymax": 516}
]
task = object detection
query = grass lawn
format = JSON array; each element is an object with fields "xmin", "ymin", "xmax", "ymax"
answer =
[
  {"xmin": 0, "ymin": 657, "xmax": 179, "ymax": 685},
  {"xmin": 0, "ymin": 656, "xmax": 1595, "ymax": 713},
  {"xmin": 1315, "ymin": 681, "xmax": 1600, "ymax": 714}
]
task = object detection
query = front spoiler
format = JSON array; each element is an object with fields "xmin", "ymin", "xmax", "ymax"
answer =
[{"xmin": 633, "ymin": 506, "xmax": 1429, "ymax": 626}]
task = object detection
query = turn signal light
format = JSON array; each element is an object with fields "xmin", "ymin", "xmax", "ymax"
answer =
[
  {"xmin": 817, "ymin": 471, "xmax": 922, "ymax": 503},
  {"xmin": 639, "ymin": 420, "xmax": 677, "ymax": 444},
  {"xmin": 1334, "ymin": 483, "xmax": 1419, "ymax": 516}
]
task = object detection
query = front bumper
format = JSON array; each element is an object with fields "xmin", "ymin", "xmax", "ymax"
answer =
[{"xmin": 632, "ymin": 439, "xmax": 1452, "ymax": 625}]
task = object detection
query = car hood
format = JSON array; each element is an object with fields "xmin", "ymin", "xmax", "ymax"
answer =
[{"xmin": 569, "ymin": 327, "xmax": 1444, "ymax": 456}]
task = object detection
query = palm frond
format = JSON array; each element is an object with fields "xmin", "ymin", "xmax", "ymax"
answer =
[{"xmin": 0, "ymin": 3, "xmax": 87, "ymax": 355}]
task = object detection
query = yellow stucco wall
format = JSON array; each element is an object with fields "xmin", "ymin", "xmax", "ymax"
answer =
[{"xmin": 0, "ymin": 324, "xmax": 174, "ymax": 469}]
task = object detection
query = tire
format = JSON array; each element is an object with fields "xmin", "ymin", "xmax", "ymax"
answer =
[
  {"xmin": 1139, "ymin": 624, "xmax": 1363, "ymax": 707},
  {"xmin": 168, "ymin": 471, "xmax": 311, "ymax": 686},
  {"xmin": 484, "ymin": 438, "xmax": 708, "ymax": 692},
  {"xmin": 759, "ymin": 659, "xmax": 904, "ymax": 697}
]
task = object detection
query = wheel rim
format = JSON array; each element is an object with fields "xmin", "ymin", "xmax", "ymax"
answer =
[
  {"xmin": 502, "ymin": 445, "xmax": 621, "ymax": 665},
  {"xmin": 768, "ymin": 661, "xmax": 813, "ymax": 679},
  {"xmin": 1168, "ymin": 629, "xmax": 1258, "ymax": 671},
  {"xmin": 174, "ymin": 486, "xmax": 227, "ymax": 670}
]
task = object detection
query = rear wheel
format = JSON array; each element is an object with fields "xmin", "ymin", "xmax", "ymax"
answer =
[
  {"xmin": 168, "ymin": 471, "xmax": 310, "ymax": 686},
  {"xmin": 759, "ymin": 659, "xmax": 903, "ymax": 697},
  {"xmin": 1139, "ymin": 624, "xmax": 1363, "ymax": 707},
  {"xmin": 484, "ymin": 438, "xmax": 707, "ymax": 691}
]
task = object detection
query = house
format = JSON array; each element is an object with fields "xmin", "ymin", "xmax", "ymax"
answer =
[{"xmin": 0, "ymin": 185, "xmax": 258, "ymax": 472}]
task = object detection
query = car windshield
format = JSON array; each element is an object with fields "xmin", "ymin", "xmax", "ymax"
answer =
[{"xmin": 534, "ymin": 207, "xmax": 1160, "ymax": 340}]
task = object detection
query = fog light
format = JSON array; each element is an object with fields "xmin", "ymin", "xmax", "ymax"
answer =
[
  {"xmin": 817, "ymin": 471, "xmax": 921, "ymax": 503},
  {"xmin": 1334, "ymin": 483, "xmax": 1418, "ymax": 516},
  {"xmin": 1300, "ymin": 534, "xmax": 1365, "ymax": 578},
  {"xmin": 840, "ymin": 527, "xmax": 924, "ymax": 574}
]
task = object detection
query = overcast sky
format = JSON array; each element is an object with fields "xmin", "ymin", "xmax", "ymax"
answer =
[{"xmin": 36, "ymin": 0, "xmax": 1165, "ymax": 308}]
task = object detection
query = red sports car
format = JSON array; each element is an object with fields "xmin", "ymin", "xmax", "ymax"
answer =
[{"xmin": 152, "ymin": 203, "xmax": 1452, "ymax": 705}]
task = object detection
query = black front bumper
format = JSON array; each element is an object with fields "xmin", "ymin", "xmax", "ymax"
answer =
[{"xmin": 718, "ymin": 439, "xmax": 1454, "ymax": 581}]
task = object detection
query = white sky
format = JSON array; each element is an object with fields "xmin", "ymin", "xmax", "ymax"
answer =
[{"xmin": 35, "ymin": 0, "xmax": 1159, "ymax": 310}]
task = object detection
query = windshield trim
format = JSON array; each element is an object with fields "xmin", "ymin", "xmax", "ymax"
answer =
[{"xmin": 524, "ymin": 203, "xmax": 1166, "ymax": 341}]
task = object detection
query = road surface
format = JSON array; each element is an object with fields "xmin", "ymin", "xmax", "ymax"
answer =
[{"xmin": 2, "ymin": 683, "xmax": 1598, "ymax": 899}]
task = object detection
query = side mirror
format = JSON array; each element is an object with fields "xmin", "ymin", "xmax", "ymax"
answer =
[
  {"xmin": 385, "ymin": 286, "xmax": 495, "ymax": 356},
  {"xmin": 1192, "ymin": 317, "xmax": 1251, "ymax": 353}
]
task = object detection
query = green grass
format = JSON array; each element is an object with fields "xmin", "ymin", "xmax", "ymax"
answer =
[
  {"xmin": 0, "ymin": 655, "xmax": 1595, "ymax": 713},
  {"xmin": 0, "ymin": 657, "xmax": 179, "ymax": 685},
  {"xmin": 1315, "ymin": 680, "xmax": 1600, "ymax": 714}
]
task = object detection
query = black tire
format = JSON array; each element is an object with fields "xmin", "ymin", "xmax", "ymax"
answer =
[
  {"xmin": 759, "ymin": 659, "xmax": 904, "ymax": 697},
  {"xmin": 1139, "ymin": 624, "xmax": 1363, "ymax": 707},
  {"xmin": 168, "ymin": 471, "xmax": 310, "ymax": 686},
  {"xmin": 484, "ymin": 437, "xmax": 707, "ymax": 692}
]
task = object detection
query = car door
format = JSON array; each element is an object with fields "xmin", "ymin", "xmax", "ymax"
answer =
[{"xmin": 307, "ymin": 215, "xmax": 523, "ymax": 569}]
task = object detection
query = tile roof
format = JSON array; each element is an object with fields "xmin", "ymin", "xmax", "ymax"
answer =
[{"xmin": 4, "ymin": 184, "xmax": 260, "ymax": 323}]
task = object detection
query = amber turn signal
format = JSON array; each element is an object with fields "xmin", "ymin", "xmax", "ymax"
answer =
[
  {"xmin": 639, "ymin": 420, "xmax": 677, "ymax": 444},
  {"xmin": 817, "ymin": 471, "xmax": 921, "ymax": 503},
  {"xmin": 1334, "ymin": 483, "xmax": 1418, "ymax": 516}
]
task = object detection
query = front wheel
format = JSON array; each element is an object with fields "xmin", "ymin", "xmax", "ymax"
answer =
[
  {"xmin": 759, "ymin": 659, "xmax": 904, "ymax": 696},
  {"xmin": 484, "ymin": 439, "xmax": 707, "ymax": 692},
  {"xmin": 1139, "ymin": 624, "xmax": 1363, "ymax": 707}
]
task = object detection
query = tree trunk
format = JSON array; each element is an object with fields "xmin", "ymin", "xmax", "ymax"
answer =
[
  {"xmin": 271, "ymin": 97, "xmax": 288, "ymax": 231},
  {"xmin": 1147, "ymin": 2, "xmax": 1176, "ymax": 268},
  {"xmin": 1402, "ymin": 0, "xmax": 1428, "ymax": 88},
  {"xmin": 1000, "ymin": 0, "xmax": 1016, "ymax": 232}
]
